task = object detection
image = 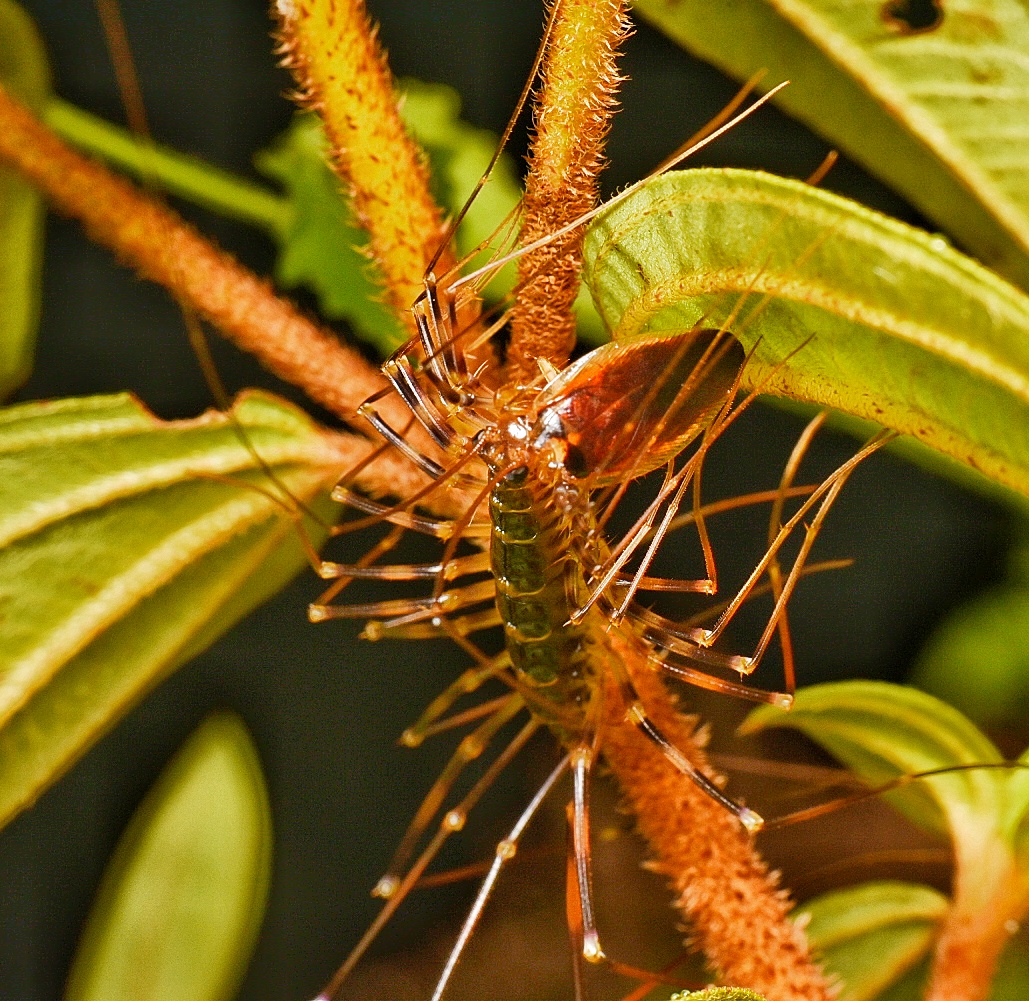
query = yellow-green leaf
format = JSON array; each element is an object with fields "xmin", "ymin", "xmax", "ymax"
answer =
[
  {"xmin": 64, "ymin": 712, "xmax": 272, "ymax": 1001},
  {"xmin": 798, "ymin": 881, "xmax": 948, "ymax": 1001},
  {"xmin": 0, "ymin": 0, "xmax": 49, "ymax": 397},
  {"xmin": 741, "ymin": 681, "xmax": 1004, "ymax": 837},
  {"xmin": 583, "ymin": 168, "xmax": 1029, "ymax": 500},
  {"xmin": 633, "ymin": 0, "xmax": 1029, "ymax": 294},
  {"xmin": 0, "ymin": 391, "xmax": 342, "ymax": 829}
]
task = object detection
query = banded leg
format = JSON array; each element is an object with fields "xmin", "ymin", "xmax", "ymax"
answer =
[
  {"xmin": 697, "ymin": 429, "xmax": 894, "ymax": 672},
  {"xmin": 374, "ymin": 693, "xmax": 524, "ymax": 898},
  {"xmin": 315, "ymin": 716, "xmax": 541, "ymax": 1001},
  {"xmin": 610, "ymin": 657, "xmax": 763, "ymax": 832},
  {"xmin": 428, "ymin": 755, "xmax": 571, "ymax": 1001}
]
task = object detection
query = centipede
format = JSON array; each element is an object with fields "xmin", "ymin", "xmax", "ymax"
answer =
[{"xmin": 2, "ymin": 2, "xmax": 1020, "ymax": 1001}]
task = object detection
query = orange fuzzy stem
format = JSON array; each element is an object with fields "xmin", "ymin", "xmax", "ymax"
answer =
[
  {"xmin": 0, "ymin": 81, "xmax": 404, "ymax": 429},
  {"xmin": 603, "ymin": 636, "xmax": 834, "ymax": 1001},
  {"xmin": 925, "ymin": 852, "xmax": 1029, "ymax": 1001},
  {"xmin": 507, "ymin": 0, "xmax": 630, "ymax": 381},
  {"xmin": 275, "ymin": 0, "xmax": 454, "ymax": 324}
]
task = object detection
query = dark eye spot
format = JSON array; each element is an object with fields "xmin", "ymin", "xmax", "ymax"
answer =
[
  {"xmin": 882, "ymin": 0, "xmax": 943, "ymax": 34},
  {"xmin": 564, "ymin": 445, "xmax": 589, "ymax": 479}
]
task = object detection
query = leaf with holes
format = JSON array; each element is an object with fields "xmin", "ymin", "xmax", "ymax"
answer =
[
  {"xmin": 0, "ymin": 390, "xmax": 343, "ymax": 830},
  {"xmin": 634, "ymin": 0, "xmax": 1029, "ymax": 294}
]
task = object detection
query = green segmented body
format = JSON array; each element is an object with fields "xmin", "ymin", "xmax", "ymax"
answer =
[
  {"xmin": 489, "ymin": 465, "xmax": 606, "ymax": 738},
  {"xmin": 482, "ymin": 328, "xmax": 746, "ymax": 743}
]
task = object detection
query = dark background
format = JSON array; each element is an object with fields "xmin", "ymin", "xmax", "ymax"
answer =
[{"xmin": 0, "ymin": 2, "xmax": 1014, "ymax": 1000}]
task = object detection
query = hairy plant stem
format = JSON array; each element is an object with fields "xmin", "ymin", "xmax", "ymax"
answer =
[
  {"xmin": 926, "ymin": 844, "xmax": 1029, "ymax": 1001},
  {"xmin": 604, "ymin": 635, "xmax": 834, "ymax": 1001},
  {"xmin": 0, "ymin": 81, "xmax": 408, "ymax": 435},
  {"xmin": 506, "ymin": 0, "xmax": 631, "ymax": 382},
  {"xmin": 274, "ymin": 0, "xmax": 455, "ymax": 328}
]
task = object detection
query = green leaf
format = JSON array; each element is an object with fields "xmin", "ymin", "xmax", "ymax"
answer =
[
  {"xmin": 633, "ymin": 0, "xmax": 1029, "ymax": 295},
  {"xmin": 798, "ymin": 881, "xmax": 948, "ymax": 1001},
  {"xmin": 0, "ymin": 0, "xmax": 49, "ymax": 398},
  {"xmin": 740, "ymin": 680, "xmax": 1004, "ymax": 838},
  {"xmin": 253, "ymin": 83, "xmax": 531, "ymax": 355},
  {"xmin": 0, "ymin": 391, "xmax": 342, "ymax": 829},
  {"xmin": 64, "ymin": 712, "xmax": 272, "ymax": 1001},
  {"xmin": 583, "ymin": 168, "xmax": 1029, "ymax": 501}
]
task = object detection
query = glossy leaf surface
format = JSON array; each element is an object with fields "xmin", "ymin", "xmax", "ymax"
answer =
[
  {"xmin": 633, "ymin": 0, "xmax": 1029, "ymax": 294},
  {"xmin": 798, "ymin": 881, "xmax": 947, "ymax": 1001},
  {"xmin": 0, "ymin": 0, "xmax": 48, "ymax": 398},
  {"xmin": 583, "ymin": 168, "xmax": 1029, "ymax": 500},
  {"xmin": 0, "ymin": 391, "xmax": 342, "ymax": 829},
  {"xmin": 64, "ymin": 712, "xmax": 272, "ymax": 1001}
]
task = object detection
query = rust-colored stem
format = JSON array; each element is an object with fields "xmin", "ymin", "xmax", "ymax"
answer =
[
  {"xmin": 925, "ymin": 849, "xmax": 1029, "ymax": 1001},
  {"xmin": 507, "ymin": 0, "xmax": 630, "ymax": 381},
  {"xmin": 0, "ymin": 81, "xmax": 398, "ymax": 428},
  {"xmin": 275, "ymin": 0, "xmax": 454, "ymax": 325},
  {"xmin": 603, "ymin": 636, "xmax": 833, "ymax": 1001}
]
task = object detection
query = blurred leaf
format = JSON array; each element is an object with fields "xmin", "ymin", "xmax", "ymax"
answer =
[
  {"xmin": 798, "ymin": 881, "xmax": 947, "ymax": 1001},
  {"xmin": 912, "ymin": 534, "xmax": 1029, "ymax": 727},
  {"xmin": 64, "ymin": 712, "xmax": 272, "ymax": 1001},
  {"xmin": 583, "ymin": 168, "xmax": 1029, "ymax": 501},
  {"xmin": 0, "ymin": 0, "xmax": 49, "ymax": 398},
  {"xmin": 741, "ymin": 681, "xmax": 1004, "ymax": 838},
  {"xmin": 632, "ymin": 0, "xmax": 1029, "ymax": 294},
  {"xmin": 0, "ymin": 391, "xmax": 342, "ymax": 829}
]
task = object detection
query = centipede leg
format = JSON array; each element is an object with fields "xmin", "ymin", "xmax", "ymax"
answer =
[
  {"xmin": 374, "ymin": 694, "xmax": 524, "ymax": 898},
  {"xmin": 565, "ymin": 803, "xmax": 588, "ymax": 1001},
  {"xmin": 428, "ymin": 755, "xmax": 570, "ymax": 1001},
  {"xmin": 764, "ymin": 411, "xmax": 830, "ymax": 693},
  {"xmin": 698, "ymin": 429, "xmax": 894, "ymax": 670},
  {"xmin": 570, "ymin": 744, "xmax": 605, "ymax": 962},
  {"xmin": 400, "ymin": 653, "xmax": 512, "ymax": 748},
  {"xmin": 317, "ymin": 715, "xmax": 541, "ymax": 1001},
  {"xmin": 610, "ymin": 659, "xmax": 763, "ymax": 832}
]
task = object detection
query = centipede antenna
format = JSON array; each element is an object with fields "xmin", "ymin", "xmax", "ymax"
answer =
[
  {"xmin": 428, "ymin": 755, "xmax": 571, "ymax": 1001},
  {"xmin": 452, "ymin": 81, "xmax": 790, "ymax": 293},
  {"xmin": 426, "ymin": 0, "xmax": 561, "ymax": 278},
  {"xmin": 651, "ymin": 68, "xmax": 768, "ymax": 175}
]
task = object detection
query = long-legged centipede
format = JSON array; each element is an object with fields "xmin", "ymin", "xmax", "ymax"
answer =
[{"xmin": 0, "ymin": 1, "xmax": 1012, "ymax": 999}]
